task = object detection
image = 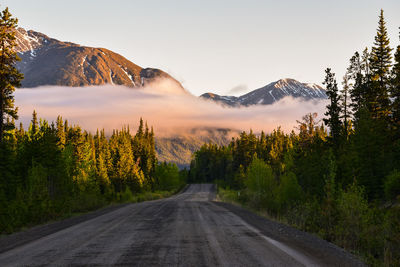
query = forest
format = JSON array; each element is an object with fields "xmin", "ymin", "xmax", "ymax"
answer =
[
  {"xmin": 189, "ymin": 10, "xmax": 400, "ymax": 265},
  {"xmin": 0, "ymin": 114, "xmax": 186, "ymax": 233}
]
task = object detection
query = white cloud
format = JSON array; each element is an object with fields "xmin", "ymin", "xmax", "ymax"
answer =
[{"xmin": 14, "ymin": 79, "xmax": 328, "ymax": 136}]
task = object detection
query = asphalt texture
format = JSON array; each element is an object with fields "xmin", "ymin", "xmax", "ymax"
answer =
[{"xmin": 0, "ymin": 184, "xmax": 364, "ymax": 266}]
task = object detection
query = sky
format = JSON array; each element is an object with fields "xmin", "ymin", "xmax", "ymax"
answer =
[{"xmin": 2, "ymin": 0, "xmax": 400, "ymax": 96}]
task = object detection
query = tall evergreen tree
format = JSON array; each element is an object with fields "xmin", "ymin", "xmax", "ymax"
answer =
[
  {"xmin": 341, "ymin": 73, "xmax": 351, "ymax": 138},
  {"xmin": 369, "ymin": 9, "xmax": 392, "ymax": 119},
  {"xmin": 56, "ymin": 116, "xmax": 65, "ymax": 149},
  {"xmin": 0, "ymin": 7, "xmax": 23, "ymax": 143},
  {"xmin": 347, "ymin": 52, "xmax": 363, "ymax": 116},
  {"xmin": 392, "ymin": 28, "xmax": 400, "ymax": 129},
  {"xmin": 323, "ymin": 68, "xmax": 342, "ymax": 147},
  {"xmin": 30, "ymin": 110, "xmax": 38, "ymax": 137}
]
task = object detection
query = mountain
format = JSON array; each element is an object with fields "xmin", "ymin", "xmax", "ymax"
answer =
[
  {"xmin": 14, "ymin": 28, "xmax": 185, "ymax": 91},
  {"xmin": 200, "ymin": 78, "xmax": 327, "ymax": 106},
  {"xmin": 155, "ymin": 128, "xmax": 238, "ymax": 169},
  {"xmin": 200, "ymin": 93, "xmax": 240, "ymax": 107}
]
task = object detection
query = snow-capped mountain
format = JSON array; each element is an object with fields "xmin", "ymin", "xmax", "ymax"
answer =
[
  {"xmin": 201, "ymin": 78, "xmax": 327, "ymax": 106},
  {"xmin": 14, "ymin": 28, "xmax": 185, "ymax": 91}
]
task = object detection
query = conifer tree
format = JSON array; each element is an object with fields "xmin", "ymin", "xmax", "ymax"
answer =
[
  {"xmin": 341, "ymin": 74, "xmax": 351, "ymax": 138},
  {"xmin": 348, "ymin": 52, "xmax": 364, "ymax": 118},
  {"xmin": 30, "ymin": 110, "xmax": 38, "ymax": 137},
  {"xmin": 0, "ymin": 7, "xmax": 23, "ymax": 143},
  {"xmin": 56, "ymin": 116, "xmax": 65, "ymax": 149},
  {"xmin": 369, "ymin": 9, "xmax": 392, "ymax": 118},
  {"xmin": 347, "ymin": 48, "xmax": 373, "ymax": 122},
  {"xmin": 323, "ymin": 68, "xmax": 342, "ymax": 147},
  {"xmin": 392, "ymin": 28, "xmax": 400, "ymax": 129},
  {"xmin": 16, "ymin": 122, "xmax": 24, "ymax": 140},
  {"xmin": 137, "ymin": 118, "xmax": 144, "ymax": 138}
]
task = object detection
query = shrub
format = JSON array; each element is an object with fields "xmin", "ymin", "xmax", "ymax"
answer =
[
  {"xmin": 278, "ymin": 171, "xmax": 303, "ymax": 211},
  {"xmin": 383, "ymin": 208, "xmax": 400, "ymax": 266},
  {"xmin": 384, "ymin": 170, "xmax": 400, "ymax": 201},
  {"xmin": 245, "ymin": 157, "xmax": 277, "ymax": 212},
  {"xmin": 335, "ymin": 184, "xmax": 369, "ymax": 251},
  {"xmin": 119, "ymin": 187, "xmax": 134, "ymax": 203},
  {"xmin": 155, "ymin": 162, "xmax": 182, "ymax": 191}
]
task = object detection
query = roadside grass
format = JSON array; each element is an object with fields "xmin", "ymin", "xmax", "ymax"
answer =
[
  {"xmin": 216, "ymin": 187, "xmax": 282, "ymax": 223},
  {"xmin": 118, "ymin": 186, "xmax": 186, "ymax": 204},
  {"xmin": 1, "ymin": 185, "xmax": 186, "ymax": 237},
  {"xmin": 216, "ymin": 187, "xmax": 374, "ymax": 266}
]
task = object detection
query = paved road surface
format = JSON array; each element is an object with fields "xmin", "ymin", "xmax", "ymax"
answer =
[{"xmin": 0, "ymin": 184, "xmax": 363, "ymax": 266}]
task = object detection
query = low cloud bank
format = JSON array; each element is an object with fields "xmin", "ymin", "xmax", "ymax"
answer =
[{"xmin": 14, "ymin": 79, "xmax": 328, "ymax": 136}]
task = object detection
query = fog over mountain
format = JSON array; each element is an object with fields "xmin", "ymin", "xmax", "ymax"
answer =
[
  {"xmin": 13, "ymin": 28, "xmax": 328, "ymax": 166},
  {"xmin": 15, "ymin": 81, "xmax": 328, "ymax": 166}
]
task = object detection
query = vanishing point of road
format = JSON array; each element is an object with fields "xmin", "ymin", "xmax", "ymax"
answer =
[{"xmin": 0, "ymin": 184, "xmax": 364, "ymax": 266}]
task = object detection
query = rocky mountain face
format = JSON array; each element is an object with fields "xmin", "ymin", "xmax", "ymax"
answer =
[
  {"xmin": 14, "ymin": 28, "xmax": 185, "ymax": 90},
  {"xmin": 200, "ymin": 93, "xmax": 240, "ymax": 107},
  {"xmin": 200, "ymin": 78, "xmax": 327, "ymax": 106}
]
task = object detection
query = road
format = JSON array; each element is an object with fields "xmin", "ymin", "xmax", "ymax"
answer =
[{"xmin": 0, "ymin": 184, "xmax": 363, "ymax": 266}]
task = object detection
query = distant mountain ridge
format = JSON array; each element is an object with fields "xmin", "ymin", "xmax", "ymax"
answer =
[
  {"xmin": 200, "ymin": 78, "xmax": 327, "ymax": 106},
  {"xmin": 14, "ymin": 28, "xmax": 185, "ymax": 91}
]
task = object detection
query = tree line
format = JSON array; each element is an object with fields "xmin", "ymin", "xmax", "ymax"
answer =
[
  {"xmin": 0, "ymin": 113, "xmax": 185, "ymax": 233},
  {"xmin": 0, "ymin": 7, "xmax": 185, "ymax": 233},
  {"xmin": 189, "ymin": 10, "xmax": 400, "ymax": 265}
]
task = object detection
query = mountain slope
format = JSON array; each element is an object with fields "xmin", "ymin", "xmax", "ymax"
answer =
[
  {"xmin": 14, "ymin": 28, "xmax": 185, "ymax": 91},
  {"xmin": 201, "ymin": 78, "xmax": 327, "ymax": 106},
  {"xmin": 155, "ymin": 128, "xmax": 238, "ymax": 168}
]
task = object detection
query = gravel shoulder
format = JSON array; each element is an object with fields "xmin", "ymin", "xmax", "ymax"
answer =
[
  {"xmin": 0, "ymin": 203, "xmax": 129, "ymax": 254},
  {"xmin": 214, "ymin": 201, "xmax": 366, "ymax": 266}
]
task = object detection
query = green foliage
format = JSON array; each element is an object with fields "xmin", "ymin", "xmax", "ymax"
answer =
[
  {"xmin": 369, "ymin": 10, "xmax": 392, "ymax": 120},
  {"xmin": 384, "ymin": 170, "xmax": 400, "ymax": 201},
  {"xmin": 383, "ymin": 208, "xmax": 400, "ymax": 265},
  {"xmin": 392, "ymin": 29, "xmax": 400, "ymax": 129},
  {"xmin": 323, "ymin": 68, "xmax": 342, "ymax": 147},
  {"xmin": 277, "ymin": 172, "xmax": 303, "ymax": 210},
  {"xmin": 119, "ymin": 187, "xmax": 134, "ymax": 203},
  {"xmin": 245, "ymin": 157, "xmax": 277, "ymax": 211},
  {"xmin": 0, "ymin": 113, "xmax": 162, "ymax": 233},
  {"xmin": 335, "ymin": 184, "xmax": 369, "ymax": 251},
  {"xmin": 155, "ymin": 162, "xmax": 183, "ymax": 191},
  {"xmin": 340, "ymin": 74, "xmax": 351, "ymax": 138},
  {"xmin": 0, "ymin": 7, "xmax": 24, "ymax": 142},
  {"xmin": 352, "ymin": 109, "xmax": 389, "ymax": 199},
  {"xmin": 217, "ymin": 187, "xmax": 241, "ymax": 203}
]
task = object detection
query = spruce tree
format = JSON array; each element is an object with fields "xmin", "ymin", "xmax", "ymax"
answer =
[
  {"xmin": 323, "ymin": 68, "xmax": 342, "ymax": 147},
  {"xmin": 369, "ymin": 9, "xmax": 392, "ymax": 119},
  {"xmin": 392, "ymin": 28, "xmax": 400, "ymax": 129},
  {"xmin": 341, "ymin": 73, "xmax": 351, "ymax": 138},
  {"xmin": 30, "ymin": 110, "xmax": 38, "ymax": 137},
  {"xmin": 56, "ymin": 115, "xmax": 65, "ymax": 149},
  {"xmin": 347, "ymin": 52, "xmax": 363, "ymax": 117},
  {"xmin": 0, "ymin": 7, "xmax": 23, "ymax": 143}
]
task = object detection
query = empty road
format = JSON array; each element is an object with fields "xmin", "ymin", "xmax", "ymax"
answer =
[{"xmin": 0, "ymin": 184, "xmax": 363, "ymax": 266}]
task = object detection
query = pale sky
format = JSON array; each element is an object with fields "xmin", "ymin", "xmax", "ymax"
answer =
[{"xmin": 2, "ymin": 0, "xmax": 400, "ymax": 96}]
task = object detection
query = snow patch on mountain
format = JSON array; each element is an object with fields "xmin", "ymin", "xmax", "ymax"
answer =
[{"xmin": 201, "ymin": 78, "xmax": 327, "ymax": 107}]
